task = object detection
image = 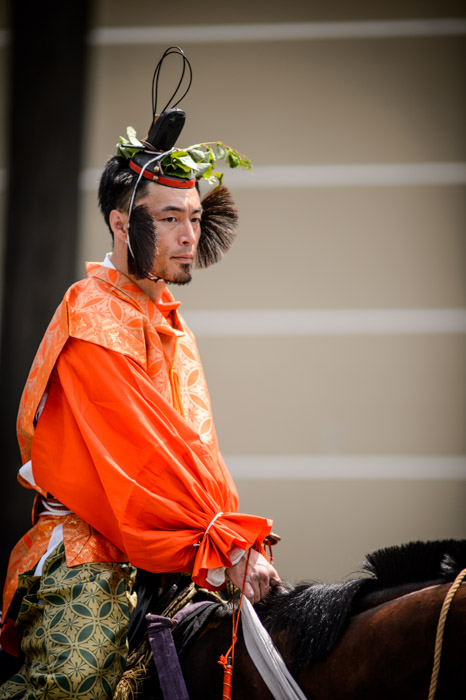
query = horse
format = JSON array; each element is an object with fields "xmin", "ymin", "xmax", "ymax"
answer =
[{"xmin": 124, "ymin": 539, "xmax": 466, "ymax": 700}]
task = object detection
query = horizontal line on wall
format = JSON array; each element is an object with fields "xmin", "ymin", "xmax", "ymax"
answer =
[
  {"xmin": 226, "ymin": 163, "xmax": 466, "ymax": 188},
  {"xmin": 225, "ymin": 455, "xmax": 466, "ymax": 480},
  {"xmin": 78, "ymin": 163, "xmax": 466, "ymax": 191},
  {"xmin": 3, "ymin": 162, "xmax": 464, "ymax": 194},
  {"xmin": 182, "ymin": 309, "xmax": 466, "ymax": 337},
  {"xmin": 88, "ymin": 19, "xmax": 466, "ymax": 45},
  {"xmin": 1, "ymin": 19, "xmax": 465, "ymax": 51},
  {"xmin": 1, "ymin": 162, "xmax": 463, "ymax": 194}
]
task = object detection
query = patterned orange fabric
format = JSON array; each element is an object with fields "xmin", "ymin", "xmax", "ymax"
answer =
[
  {"xmin": 2, "ymin": 515, "xmax": 126, "ymax": 621},
  {"xmin": 5, "ymin": 263, "xmax": 272, "ymax": 619},
  {"xmin": 17, "ymin": 263, "xmax": 216, "ymax": 464}
]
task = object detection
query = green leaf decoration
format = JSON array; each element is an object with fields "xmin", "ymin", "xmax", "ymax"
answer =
[
  {"xmin": 116, "ymin": 126, "xmax": 145, "ymax": 159},
  {"xmin": 215, "ymin": 144, "xmax": 227, "ymax": 160},
  {"xmin": 227, "ymin": 152, "xmax": 240, "ymax": 168},
  {"xmin": 195, "ymin": 162, "xmax": 213, "ymax": 176},
  {"xmin": 174, "ymin": 154, "xmax": 199, "ymax": 170},
  {"xmin": 188, "ymin": 148, "xmax": 206, "ymax": 162},
  {"xmin": 116, "ymin": 128, "xmax": 252, "ymax": 186}
]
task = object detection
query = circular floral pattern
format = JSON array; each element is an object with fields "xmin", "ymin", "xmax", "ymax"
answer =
[{"xmin": 0, "ymin": 544, "xmax": 136, "ymax": 699}]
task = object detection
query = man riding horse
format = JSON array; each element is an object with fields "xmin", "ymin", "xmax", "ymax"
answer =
[{"xmin": 0, "ymin": 47, "xmax": 281, "ymax": 698}]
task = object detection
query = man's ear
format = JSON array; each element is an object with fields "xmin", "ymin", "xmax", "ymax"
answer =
[{"xmin": 109, "ymin": 209, "xmax": 129, "ymax": 242}]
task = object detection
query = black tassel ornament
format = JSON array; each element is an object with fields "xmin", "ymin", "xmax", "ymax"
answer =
[
  {"xmin": 197, "ymin": 186, "xmax": 239, "ymax": 268},
  {"xmin": 127, "ymin": 204, "xmax": 157, "ymax": 280}
]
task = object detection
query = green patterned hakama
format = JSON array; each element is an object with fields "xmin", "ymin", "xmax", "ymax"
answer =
[{"xmin": 0, "ymin": 543, "xmax": 136, "ymax": 699}]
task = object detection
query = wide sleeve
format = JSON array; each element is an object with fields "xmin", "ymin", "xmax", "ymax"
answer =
[{"xmin": 31, "ymin": 338, "xmax": 272, "ymax": 586}]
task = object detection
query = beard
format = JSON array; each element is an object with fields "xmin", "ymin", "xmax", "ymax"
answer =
[
  {"xmin": 171, "ymin": 266, "xmax": 193, "ymax": 286},
  {"xmin": 157, "ymin": 263, "xmax": 193, "ymax": 286}
]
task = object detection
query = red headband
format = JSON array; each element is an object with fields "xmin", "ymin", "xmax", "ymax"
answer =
[{"xmin": 129, "ymin": 159, "xmax": 196, "ymax": 189}]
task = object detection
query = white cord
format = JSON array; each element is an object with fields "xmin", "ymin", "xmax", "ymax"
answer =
[
  {"xmin": 126, "ymin": 148, "xmax": 176, "ymax": 258},
  {"xmin": 193, "ymin": 512, "xmax": 224, "ymax": 547}
]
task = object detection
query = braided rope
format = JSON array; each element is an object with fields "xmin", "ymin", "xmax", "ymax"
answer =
[
  {"xmin": 427, "ymin": 568, "xmax": 466, "ymax": 700},
  {"xmin": 218, "ymin": 549, "xmax": 252, "ymax": 699}
]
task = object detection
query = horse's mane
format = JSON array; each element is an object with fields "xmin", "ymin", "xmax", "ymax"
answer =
[
  {"xmin": 256, "ymin": 578, "xmax": 367, "ymax": 676},
  {"xmin": 361, "ymin": 538, "xmax": 466, "ymax": 585},
  {"xmin": 256, "ymin": 539, "xmax": 466, "ymax": 676}
]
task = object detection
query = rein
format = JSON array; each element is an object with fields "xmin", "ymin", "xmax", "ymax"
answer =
[{"xmin": 428, "ymin": 568, "xmax": 466, "ymax": 700}]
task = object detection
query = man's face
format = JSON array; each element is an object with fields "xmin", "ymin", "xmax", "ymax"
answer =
[{"xmin": 138, "ymin": 182, "xmax": 202, "ymax": 285}]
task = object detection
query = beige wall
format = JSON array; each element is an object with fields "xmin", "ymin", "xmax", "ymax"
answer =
[{"xmin": 3, "ymin": 1, "xmax": 466, "ymax": 583}]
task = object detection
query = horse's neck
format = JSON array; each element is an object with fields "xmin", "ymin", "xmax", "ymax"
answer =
[
  {"xmin": 298, "ymin": 583, "xmax": 466, "ymax": 700},
  {"xmin": 355, "ymin": 578, "xmax": 446, "ymax": 613}
]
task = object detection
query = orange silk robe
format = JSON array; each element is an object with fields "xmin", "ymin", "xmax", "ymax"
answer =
[{"xmin": 3, "ymin": 263, "xmax": 272, "ymax": 620}]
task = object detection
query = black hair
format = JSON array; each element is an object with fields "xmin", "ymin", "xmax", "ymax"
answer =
[{"xmin": 98, "ymin": 155, "xmax": 152, "ymax": 239}]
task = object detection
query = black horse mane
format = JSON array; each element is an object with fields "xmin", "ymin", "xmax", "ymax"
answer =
[
  {"xmin": 361, "ymin": 538, "xmax": 466, "ymax": 584},
  {"xmin": 255, "ymin": 539, "xmax": 466, "ymax": 676}
]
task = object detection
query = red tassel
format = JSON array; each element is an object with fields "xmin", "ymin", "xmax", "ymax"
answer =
[
  {"xmin": 222, "ymin": 659, "xmax": 233, "ymax": 699},
  {"xmin": 218, "ymin": 549, "xmax": 252, "ymax": 699}
]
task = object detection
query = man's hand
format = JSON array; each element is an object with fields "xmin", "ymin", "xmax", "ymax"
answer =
[{"xmin": 226, "ymin": 548, "xmax": 282, "ymax": 604}]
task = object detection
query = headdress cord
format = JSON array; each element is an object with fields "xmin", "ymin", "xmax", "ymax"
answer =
[
  {"xmin": 126, "ymin": 148, "xmax": 175, "ymax": 260},
  {"xmin": 218, "ymin": 548, "xmax": 252, "ymax": 700},
  {"xmin": 151, "ymin": 46, "xmax": 193, "ymax": 115}
]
